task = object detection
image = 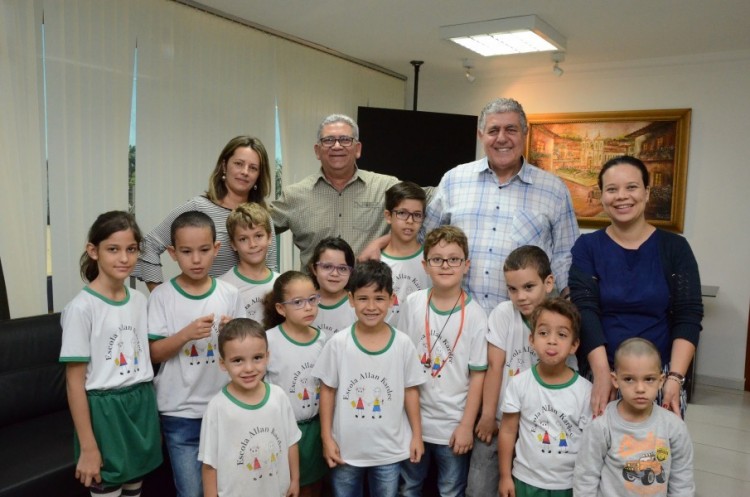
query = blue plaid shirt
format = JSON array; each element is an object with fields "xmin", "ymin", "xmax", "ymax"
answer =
[{"xmin": 424, "ymin": 157, "xmax": 579, "ymax": 314}]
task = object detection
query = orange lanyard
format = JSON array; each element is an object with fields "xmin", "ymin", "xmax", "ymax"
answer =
[{"xmin": 423, "ymin": 289, "xmax": 465, "ymax": 378}]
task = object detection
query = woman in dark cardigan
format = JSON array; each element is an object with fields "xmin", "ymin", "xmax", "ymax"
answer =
[{"xmin": 569, "ymin": 156, "xmax": 702, "ymax": 418}]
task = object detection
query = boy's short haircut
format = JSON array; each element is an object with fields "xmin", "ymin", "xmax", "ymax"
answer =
[
  {"xmin": 385, "ymin": 181, "xmax": 427, "ymax": 212},
  {"xmin": 423, "ymin": 225, "xmax": 469, "ymax": 260},
  {"xmin": 347, "ymin": 260, "xmax": 393, "ymax": 295},
  {"xmin": 530, "ymin": 297, "xmax": 581, "ymax": 341},
  {"xmin": 218, "ymin": 318, "xmax": 267, "ymax": 358},
  {"xmin": 503, "ymin": 245, "xmax": 552, "ymax": 280},
  {"xmin": 613, "ymin": 337, "xmax": 662, "ymax": 371},
  {"xmin": 170, "ymin": 210, "xmax": 216, "ymax": 246},
  {"xmin": 226, "ymin": 202, "xmax": 272, "ymax": 239}
]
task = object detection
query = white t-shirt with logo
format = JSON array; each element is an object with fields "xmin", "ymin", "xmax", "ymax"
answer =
[
  {"xmin": 219, "ymin": 266, "xmax": 279, "ymax": 325},
  {"xmin": 501, "ymin": 366, "xmax": 592, "ymax": 490},
  {"xmin": 382, "ymin": 248, "xmax": 430, "ymax": 324},
  {"xmin": 398, "ymin": 289, "xmax": 488, "ymax": 444},
  {"xmin": 311, "ymin": 295, "xmax": 357, "ymax": 337},
  {"xmin": 61, "ymin": 286, "xmax": 154, "ymax": 390},
  {"xmin": 265, "ymin": 324, "xmax": 328, "ymax": 422},
  {"xmin": 312, "ymin": 325, "xmax": 425, "ymax": 467},
  {"xmin": 488, "ymin": 300, "xmax": 579, "ymax": 421},
  {"xmin": 199, "ymin": 383, "xmax": 301, "ymax": 497},
  {"xmin": 148, "ymin": 277, "xmax": 245, "ymax": 418}
]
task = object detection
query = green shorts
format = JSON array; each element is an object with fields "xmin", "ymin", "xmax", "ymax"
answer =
[
  {"xmin": 74, "ymin": 382, "xmax": 163, "ymax": 485},
  {"xmin": 298, "ymin": 416, "xmax": 328, "ymax": 486},
  {"xmin": 514, "ymin": 477, "xmax": 572, "ymax": 497}
]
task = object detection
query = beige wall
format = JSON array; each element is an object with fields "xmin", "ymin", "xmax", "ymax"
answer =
[{"xmin": 412, "ymin": 51, "xmax": 750, "ymax": 388}]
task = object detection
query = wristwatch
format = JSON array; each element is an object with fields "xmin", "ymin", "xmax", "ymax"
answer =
[{"xmin": 667, "ymin": 371, "xmax": 686, "ymax": 386}]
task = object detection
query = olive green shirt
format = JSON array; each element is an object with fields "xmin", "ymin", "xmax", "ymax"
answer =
[{"xmin": 270, "ymin": 167, "xmax": 399, "ymax": 267}]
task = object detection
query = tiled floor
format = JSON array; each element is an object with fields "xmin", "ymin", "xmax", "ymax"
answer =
[{"xmin": 687, "ymin": 384, "xmax": 750, "ymax": 496}]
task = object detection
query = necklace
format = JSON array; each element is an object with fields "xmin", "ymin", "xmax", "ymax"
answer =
[{"xmin": 423, "ymin": 289, "xmax": 465, "ymax": 378}]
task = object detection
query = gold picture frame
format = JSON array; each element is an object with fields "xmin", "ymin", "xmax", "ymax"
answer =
[{"xmin": 526, "ymin": 109, "xmax": 691, "ymax": 232}]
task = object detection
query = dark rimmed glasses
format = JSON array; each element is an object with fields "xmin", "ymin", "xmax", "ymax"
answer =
[
  {"xmin": 318, "ymin": 135, "xmax": 356, "ymax": 148},
  {"xmin": 426, "ymin": 257, "xmax": 465, "ymax": 267}
]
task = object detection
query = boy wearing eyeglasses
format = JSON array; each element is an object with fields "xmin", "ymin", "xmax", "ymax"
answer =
[
  {"xmin": 397, "ymin": 225, "xmax": 488, "ymax": 497},
  {"xmin": 218, "ymin": 203, "xmax": 279, "ymax": 325},
  {"xmin": 382, "ymin": 181, "xmax": 431, "ymax": 324},
  {"xmin": 312, "ymin": 260, "xmax": 426, "ymax": 497}
]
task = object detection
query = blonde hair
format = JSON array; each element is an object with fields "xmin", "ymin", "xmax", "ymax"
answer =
[{"xmin": 226, "ymin": 202, "xmax": 272, "ymax": 240}]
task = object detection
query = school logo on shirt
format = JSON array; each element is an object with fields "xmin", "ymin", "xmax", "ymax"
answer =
[
  {"xmin": 506, "ymin": 345, "xmax": 537, "ymax": 377},
  {"xmin": 183, "ymin": 318, "xmax": 220, "ymax": 365},
  {"xmin": 237, "ymin": 426, "xmax": 284, "ymax": 480},
  {"xmin": 418, "ymin": 329, "xmax": 456, "ymax": 379},
  {"xmin": 529, "ymin": 404, "xmax": 582, "ymax": 455},
  {"xmin": 105, "ymin": 324, "xmax": 144, "ymax": 375},
  {"xmin": 289, "ymin": 363, "xmax": 319, "ymax": 409},
  {"xmin": 341, "ymin": 372, "xmax": 393, "ymax": 420}
]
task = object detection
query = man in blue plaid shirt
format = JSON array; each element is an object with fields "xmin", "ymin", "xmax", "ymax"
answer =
[{"xmin": 424, "ymin": 98, "xmax": 579, "ymax": 315}]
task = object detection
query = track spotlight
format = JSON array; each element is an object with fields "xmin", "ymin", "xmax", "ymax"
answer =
[
  {"xmin": 463, "ymin": 59, "xmax": 476, "ymax": 83},
  {"xmin": 551, "ymin": 52, "xmax": 565, "ymax": 77}
]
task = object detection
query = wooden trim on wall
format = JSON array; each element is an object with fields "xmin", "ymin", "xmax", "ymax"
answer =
[{"xmin": 745, "ymin": 304, "xmax": 750, "ymax": 391}]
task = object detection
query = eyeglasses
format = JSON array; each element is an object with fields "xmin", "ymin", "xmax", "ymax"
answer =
[
  {"xmin": 426, "ymin": 257, "xmax": 466, "ymax": 267},
  {"xmin": 318, "ymin": 135, "xmax": 356, "ymax": 148},
  {"xmin": 391, "ymin": 209, "xmax": 424, "ymax": 222},
  {"xmin": 280, "ymin": 294, "xmax": 321, "ymax": 309},
  {"xmin": 314, "ymin": 262, "xmax": 353, "ymax": 275}
]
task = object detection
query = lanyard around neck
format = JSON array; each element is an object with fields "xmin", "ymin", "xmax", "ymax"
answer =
[{"xmin": 423, "ymin": 289, "xmax": 465, "ymax": 378}]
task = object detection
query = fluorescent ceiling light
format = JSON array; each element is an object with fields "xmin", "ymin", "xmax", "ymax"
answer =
[{"xmin": 440, "ymin": 15, "xmax": 566, "ymax": 56}]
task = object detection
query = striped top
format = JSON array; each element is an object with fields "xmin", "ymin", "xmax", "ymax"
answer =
[{"xmin": 134, "ymin": 195, "xmax": 278, "ymax": 283}]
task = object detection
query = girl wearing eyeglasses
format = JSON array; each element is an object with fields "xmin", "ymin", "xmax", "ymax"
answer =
[
  {"xmin": 308, "ymin": 237, "xmax": 358, "ymax": 337},
  {"xmin": 263, "ymin": 271, "xmax": 329, "ymax": 497}
]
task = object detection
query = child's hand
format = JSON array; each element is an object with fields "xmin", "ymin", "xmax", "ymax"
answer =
[
  {"xmin": 75, "ymin": 447, "xmax": 102, "ymax": 487},
  {"xmin": 286, "ymin": 478, "xmax": 300, "ymax": 497},
  {"xmin": 474, "ymin": 414, "xmax": 498, "ymax": 444},
  {"xmin": 499, "ymin": 475, "xmax": 516, "ymax": 497},
  {"xmin": 449, "ymin": 424, "xmax": 474, "ymax": 455},
  {"xmin": 219, "ymin": 315, "xmax": 233, "ymax": 327},
  {"xmin": 409, "ymin": 434, "xmax": 424, "ymax": 463},
  {"xmin": 322, "ymin": 436, "xmax": 344, "ymax": 468},
  {"xmin": 181, "ymin": 314, "xmax": 215, "ymax": 341}
]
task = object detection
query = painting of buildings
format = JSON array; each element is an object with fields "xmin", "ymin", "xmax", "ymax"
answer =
[{"xmin": 526, "ymin": 110, "xmax": 690, "ymax": 231}]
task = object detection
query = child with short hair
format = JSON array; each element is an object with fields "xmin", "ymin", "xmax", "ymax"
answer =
[
  {"xmin": 61, "ymin": 211, "xmax": 162, "ymax": 497},
  {"xmin": 499, "ymin": 298, "xmax": 592, "ymax": 497},
  {"xmin": 219, "ymin": 202, "xmax": 279, "ymax": 324},
  {"xmin": 263, "ymin": 271, "xmax": 328, "ymax": 496},
  {"xmin": 147, "ymin": 210, "xmax": 245, "ymax": 497},
  {"xmin": 398, "ymin": 225, "xmax": 488, "ymax": 496},
  {"xmin": 382, "ymin": 181, "xmax": 430, "ymax": 323},
  {"xmin": 312, "ymin": 260, "xmax": 425, "ymax": 497},
  {"xmin": 574, "ymin": 338, "xmax": 695, "ymax": 496},
  {"xmin": 308, "ymin": 237, "xmax": 357, "ymax": 336},
  {"xmin": 199, "ymin": 318, "xmax": 301, "ymax": 497},
  {"xmin": 468, "ymin": 245, "xmax": 556, "ymax": 496}
]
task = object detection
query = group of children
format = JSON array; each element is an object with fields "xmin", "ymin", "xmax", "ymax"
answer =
[{"xmin": 60, "ymin": 181, "xmax": 694, "ymax": 497}]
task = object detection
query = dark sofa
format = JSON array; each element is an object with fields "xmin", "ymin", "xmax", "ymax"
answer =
[
  {"xmin": 0, "ymin": 313, "xmax": 87, "ymax": 497},
  {"xmin": 0, "ymin": 311, "xmax": 176, "ymax": 497}
]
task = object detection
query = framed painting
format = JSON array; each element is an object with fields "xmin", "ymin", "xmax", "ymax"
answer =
[{"xmin": 526, "ymin": 109, "xmax": 691, "ymax": 232}]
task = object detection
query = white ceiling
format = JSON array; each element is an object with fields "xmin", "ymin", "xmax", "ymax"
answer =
[{"xmin": 192, "ymin": 0, "xmax": 750, "ymax": 82}]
